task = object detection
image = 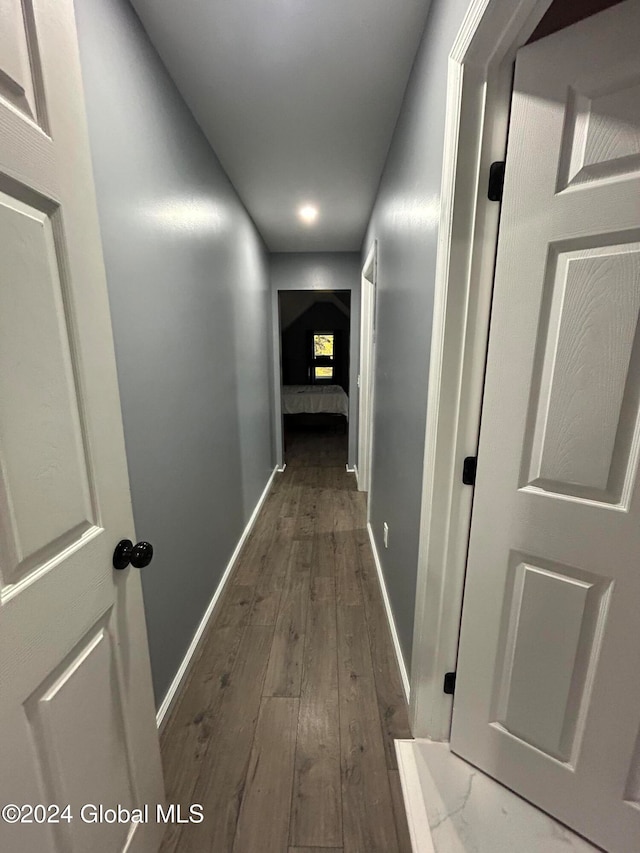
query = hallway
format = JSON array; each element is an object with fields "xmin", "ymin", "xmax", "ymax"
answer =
[{"xmin": 158, "ymin": 427, "xmax": 412, "ymax": 852}]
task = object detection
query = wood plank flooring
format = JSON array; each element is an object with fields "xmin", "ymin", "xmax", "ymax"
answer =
[{"xmin": 159, "ymin": 426, "xmax": 412, "ymax": 853}]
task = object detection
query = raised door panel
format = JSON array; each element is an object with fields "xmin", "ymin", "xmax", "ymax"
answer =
[
  {"xmin": 0, "ymin": 0, "xmax": 44, "ymax": 125},
  {"xmin": 25, "ymin": 613, "xmax": 138, "ymax": 853},
  {"xmin": 522, "ymin": 242, "xmax": 640, "ymax": 504},
  {"xmin": 559, "ymin": 70, "xmax": 640, "ymax": 189},
  {"xmin": 1, "ymin": 609, "xmax": 144, "ymax": 853},
  {"xmin": 0, "ymin": 189, "xmax": 97, "ymax": 590},
  {"xmin": 491, "ymin": 556, "xmax": 612, "ymax": 764}
]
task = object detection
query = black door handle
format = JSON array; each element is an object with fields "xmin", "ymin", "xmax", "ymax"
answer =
[{"xmin": 113, "ymin": 539, "xmax": 154, "ymax": 570}]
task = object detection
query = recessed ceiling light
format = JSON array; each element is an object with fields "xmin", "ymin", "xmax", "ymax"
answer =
[{"xmin": 298, "ymin": 204, "xmax": 319, "ymax": 224}]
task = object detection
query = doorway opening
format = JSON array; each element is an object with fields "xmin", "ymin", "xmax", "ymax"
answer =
[{"xmin": 278, "ymin": 290, "xmax": 351, "ymax": 467}]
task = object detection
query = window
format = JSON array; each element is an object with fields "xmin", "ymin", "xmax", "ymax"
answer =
[{"xmin": 311, "ymin": 332, "xmax": 334, "ymax": 382}]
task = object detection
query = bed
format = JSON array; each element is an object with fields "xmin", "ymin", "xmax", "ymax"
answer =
[{"xmin": 281, "ymin": 384, "xmax": 349, "ymax": 418}]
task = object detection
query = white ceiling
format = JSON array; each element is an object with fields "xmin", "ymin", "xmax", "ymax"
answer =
[{"xmin": 129, "ymin": 0, "xmax": 432, "ymax": 252}]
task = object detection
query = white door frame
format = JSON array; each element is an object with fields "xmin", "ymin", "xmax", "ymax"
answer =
[
  {"xmin": 356, "ymin": 241, "xmax": 377, "ymax": 496},
  {"xmin": 410, "ymin": 0, "xmax": 556, "ymax": 740}
]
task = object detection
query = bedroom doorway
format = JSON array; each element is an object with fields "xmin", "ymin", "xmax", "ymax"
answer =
[{"xmin": 278, "ymin": 290, "xmax": 351, "ymax": 467}]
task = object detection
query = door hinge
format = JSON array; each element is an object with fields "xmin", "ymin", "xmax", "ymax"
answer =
[
  {"xmin": 488, "ymin": 160, "xmax": 505, "ymax": 202},
  {"xmin": 443, "ymin": 672, "xmax": 456, "ymax": 695},
  {"xmin": 462, "ymin": 456, "xmax": 477, "ymax": 486}
]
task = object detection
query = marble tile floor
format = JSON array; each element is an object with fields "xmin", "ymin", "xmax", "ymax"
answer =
[{"xmin": 396, "ymin": 740, "xmax": 602, "ymax": 853}]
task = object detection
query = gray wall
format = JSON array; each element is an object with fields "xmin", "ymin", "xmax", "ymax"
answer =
[
  {"xmin": 270, "ymin": 254, "xmax": 360, "ymax": 467},
  {"xmin": 363, "ymin": 0, "xmax": 471, "ymax": 672},
  {"xmin": 75, "ymin": 0, "xmax": 274, "ymax": 707}
]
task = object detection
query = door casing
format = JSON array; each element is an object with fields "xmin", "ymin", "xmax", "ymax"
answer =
[
  {"xmin": 409, "ymin": 0, "xmax": 557, "ymax": 740},
  {"xmin": 356, "ymin": 241, "xmax": 377, "ymax": 498},
  {"xmin": 272, "ymin": 285, "xmax": 358, "ymax": 469}
]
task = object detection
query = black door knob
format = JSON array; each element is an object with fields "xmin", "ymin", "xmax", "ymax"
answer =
[{"xmin": 113, "ymin": 539, "xmax": 154, "ymax": 570}]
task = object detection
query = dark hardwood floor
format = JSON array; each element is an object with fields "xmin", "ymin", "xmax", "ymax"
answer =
[{"xmin": 159, "ymin": 424, "xmax": 412, "ymax": 852}]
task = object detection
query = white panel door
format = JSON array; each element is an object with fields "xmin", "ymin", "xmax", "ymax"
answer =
[
  {"xmin": 450, "ymin": 3, "xmax": 640, "ymax": 851},
  {"xmin": 0, "ymin": 1, "xmax": 164, "ymax": 852}
]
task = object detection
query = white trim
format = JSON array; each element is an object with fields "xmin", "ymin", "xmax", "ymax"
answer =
[
  {"xmin": 367, "ymin": 522, "xmax": 410, "ymax": 703},
  {"xmin": 277, "ymin": 463, "xmax": 287, "ymax": 473},
  {"xmin": 271, "ymin": 262, "xmax": 362, "ymax": 471},
  {"xmin": 395, "ymin": 740, "xmax": 436, "ymax": 853},
  {"xmin": 272, "ymin": 287, "xmax": 285, "ymax": 471},
  {"xmin": 410, "ymin": 0, "xmax": 553, "ymax": 740},
  {"xmin": 362, "ymin": 241, "xmax": 375, "ymax": 281},
  {"xmin": 353, "ymin": 463, "xmax": 360, "ymax": 487},
  {"xmin": 346, "ymin": 464, "xmax": 356, "ymax": 473},
  {"xmin": 156, "ymin": 466, "xmax": 278, "ymax": 730},
  {"xmin": 357, "ymin": 243, "xmax": 377, "ymax": 493}
]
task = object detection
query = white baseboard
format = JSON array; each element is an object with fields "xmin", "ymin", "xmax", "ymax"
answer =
[
  {"xmin": 395, "ymin": 740, "xmax": 435, "ymax": 853},
  {"xmin": 276, "ymin": 463, "xmax": 286, "ymax": 473},
  {"xmin": 346, "ymin": 464, "xmax": 356, "ymax": 473},
  {"xmin": 366, "ymin": 522, "xmax": 411, "ymax": 703},
  {"xmin": 353, "ymin": 463, "xmax": 359, "ymax": 487},
  {"xmin": 156, "ymin": 466, "xmax": 278, "ymax": 730}
]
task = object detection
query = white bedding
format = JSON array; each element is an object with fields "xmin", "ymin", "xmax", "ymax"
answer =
[{"xmin": 281, "ymin": 384, "xmax": 349, "ymax": 418}]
